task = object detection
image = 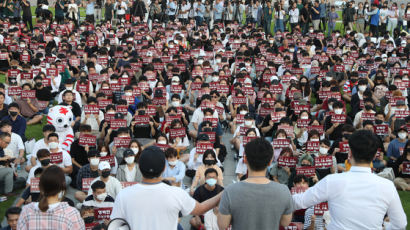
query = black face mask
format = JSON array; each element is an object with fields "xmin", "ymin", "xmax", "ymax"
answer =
[
  {"xmin": 350, "ymin": 79, "xmax": 357, "ymax": 83},
  {"xmin": 40, "ymin": 159, "xmax": 50, "ymax": 167},
  {"xmin": 204, "ymin": 159, "xmax": 216, "ymax": 165},
  {"xmin": 375, "ymin": 119, "xmax": 383, "ymax": 125},
  {"xmin": 343, "ymin": 134, "xmax": 351, "ymax": 140},
  {"xmin": 364, "ymin": 105, "xmax": 373, "ymax": 111},
  {"xmin": 101, "ymin": 170, "xmax": 110, "ymax": 178},
  {"xmin": 83, "ymin": 216, "xmax": 94, "ymax": 224},
  {"xmin": 301, "ymin": 164, "xmax": 310, "ymax": 167},
  {"xmin": 35, "ymin": 82, "xmax": 42, "ymax": 87},
  {"xmin": 300, "ymin": 82, "xmax": 307, "ymax": 86},
  {"xmin": 9, "ymin": 111, "xmax": 18, "ymax": 117},
  {"xmin": 275, "ymin": 108, "xmax": 283, "ymax": 112}
]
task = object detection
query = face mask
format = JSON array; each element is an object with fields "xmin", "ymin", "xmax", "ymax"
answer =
[
  {"xmin": 198, "ymin": 59, "xmax": 203, "ymax": 65},
  {"xmin": 244, "ymin": 120, "xmax": 253, "ymax": 127},
  {"xmin": 131, "ymin": 148, "xmax": 139, "ymax": 154},
  {"xmin": 158, "ymin": 140, "xmax": 167, "ymax": 145},
  {"xmin": 169, "ymin": 44, "xmax": 174, "ymax": 48},
  {"xmin": 301, "ymin": 116, "xmax": 309, "ymax": 120},
  {"xmin": 311, "ymin": 138, "xmax": 319, "ymax": 142},
  {"xmin": 96, "ymin": 192, "xmax": 107, "ymax": 201},
  {"xmin": 125, "ymin": 156, "xmax": 135, "ymax": 164},
  {"xmin": 171, "ymin": 101, "xmax": 180, "ymax": 107},
  {"xmin": 35, "ymin": 82, "xmax": 42, "ymax": 87},
  {"xmin": 40, "ymin": 158, "xmax": 50, "ymax": 167},
  {"xmin": 125, "ymin": 92, "xmax": 133, "ymax": 96},
  {"xmin": 204, "ymin": 159, "xmax": 216, "ymax": 165},
  {"xmin": 319, "ymin": 147, "xmax": 328, "ymax": 155},
  {"xmin": 382, "ymin": 58, "xmax": 387, "ymax": 62},
  {"xmin": 398, "ymin": 132, "xmax": 407, "ymax": 140},
  {"xmin": 269, "ymin": 40, "xmax": 274, "ymax": 44},
  {"xmin": 335, "ymin": 33, "xmax": 340, "ymax": 38},
  {"xmin": 326, "ymin": 77, "xmax": 333, "ymax": 82},
  {"xmin": 205, "ymin": 178, "xmax": 217, "ymax": 186},
  {"xmin": 66, "ymin": 86, "xmax": 73, "ymax": 91},
  {"xmin": 212, "ymin": 76, "xmax": 219, "ymax": 82},
  {"xmin": 168, "ymin": 160, "xmax": 177, "ymax": 166},
  {"xmin": 101, "ymin": 170, "xmax": 110, "ymax": 178},
  {"xmin": 365, "ymin": 105, "xmax": 373, "ymax": 111},
  {"xmin": 9, "ymin": 111, "xmax": 18, "ymax": 117},
  {"xmin": 48, "ymin": 142, "xmax": 59, "ymax": 149},
  {"xmin": 90, "ymin": 158, "xmax": 100, "ymax": 166},
  {"xmin": 343, "ymin": 134, "xmax": 351, "ymax": 140},
  {"xmin": 83, "ymin": 216, "xmax": 94, "ymax": 224},
  {"xmin": 245, "ymin": 63, "xmax": 251, "ymax": 67},
  {"xmin": 100, "ymin": 151, "xmax": 108, "ymax": 157},
  {"xmin": 240, "ymin": 110, "xmax": 247, "ymax": 115},
  {"xmin": 289, "ymin": 48, "xmax": 295, "ymax": 52},
  {"xmin": 334, "ymin": 109, "xmax": 343, "ymax": 115},
  {"xmin": 58, "ymin": 191, "xmax": 64, "ymax": 200},
  {"xmin": 309, "ymin": 29, "xmax": 314, "ymax": 33},
  {"xmin": 159, "ymin": 117, "xmax": 164, "ymax": 122},
  {"xmin": 215, "ymin": 59, "xmax": 221, "ymax": 63},
  {"xmin": 358, "ymin": 85, "xmax": 367, "ymax": 92}
]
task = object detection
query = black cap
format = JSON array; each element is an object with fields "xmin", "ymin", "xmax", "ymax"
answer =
[
  {"xmin": 65, "ymin": 78, "xmax": 74, "ymax": 84},
  {"xmin": 139, "ymin": 146, "xmax": 165, "ymax": 178},
  {"xmin": 197, "ymin": 133, "xmax": 209, "ymax": 141},
  {"xmin": 398, "ymin": 125, "xmax": 407, "ymax": 132},
  {"xmin": 123, "ymin": 148, "xmax": 135, "ymax": 157},
  {"xmin": 87, "ymin": 149, "xmax": 99, "ymax": 158}
]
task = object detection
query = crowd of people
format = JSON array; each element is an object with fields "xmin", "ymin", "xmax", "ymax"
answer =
[{"xmin": 0, "ymin": 0, "xmax": 409, "ymax": 229}]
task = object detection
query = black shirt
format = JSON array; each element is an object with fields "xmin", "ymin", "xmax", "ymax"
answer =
[
  {"xmin": 324, "ymin": 115, "xmax": 352, "ymax": 141},
  {"xmin": 0, "ymin": 104, "xmax": 8, "ymax": 121},
  {"xmin": 193, "ymin": 184, "xmax": 224, "ymax": 203},
  {"xmin": 60, "ymin": 101, "xmax": 81, "ymax": 118},
  {"xmin": 70, "ymin": 139, "xmax": 93, "ymax": 166},
  {"xmin": 35, "ymin": 87, "xmax": 52, "ymax": 101},
  {"xmin": 21, "ymin": 0, "xmax": 31, "ymax": 17}
]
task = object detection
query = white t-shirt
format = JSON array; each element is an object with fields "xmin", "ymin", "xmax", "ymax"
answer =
[
  {"xmin": 88, "ymin": 176, "xmax": 122, "ymax": 199},
  {"xmin": 5, "ymin": 132, "xmax": 24, "ymax": 158},
  {"xmin": 111, "ymin": 183, "xmax": 196, "ymax": 230},
  {"xmin": 179, "ymin": 3, "xmax": 190, "ymax": 19},
  {"xmin": 191, "ymin": 107, "xmax": 219, "ymax": 126}
]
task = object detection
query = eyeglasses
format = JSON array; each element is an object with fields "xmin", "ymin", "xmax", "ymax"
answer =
[{"xmin": 211, "ymin": 96, "xmax": 218, "ymax": 98}]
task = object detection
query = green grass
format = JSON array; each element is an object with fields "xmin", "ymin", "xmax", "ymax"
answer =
[
  {"xmin": 398, "ymin": 191, "xmax": 410, "ymax": 225},
  {"xmin": 0, "ymin": 193, "xmax": 19, "ymax": 221}
]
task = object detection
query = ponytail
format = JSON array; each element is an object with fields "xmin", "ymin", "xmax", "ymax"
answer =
[{"xmin": 38, "ymin": 194, "xmax": 49, "ymax": 212}]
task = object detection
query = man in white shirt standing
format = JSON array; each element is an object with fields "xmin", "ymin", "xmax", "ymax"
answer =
[
  {"xmin": 110, "ymin": 146, "xmax": 221, "ymax": 230},
  {"xmin": 293, "ymin": 130, "xmax": 407, "ymax": 230}
]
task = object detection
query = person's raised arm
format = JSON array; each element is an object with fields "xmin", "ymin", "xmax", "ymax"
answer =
[
  {"xmin": 292, "ymin": 175, "xmax": 329, "ymax": 210},
  {"xmin": 190, "ymin": 192, "xmax": 222, "ymax": 216}
]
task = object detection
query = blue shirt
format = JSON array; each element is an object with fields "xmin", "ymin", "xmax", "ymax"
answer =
[
  {"xmin": 370, "ymin": 9, "xmax": 380, "ymax": 26},
  {"xmin": 214, "ymin": 3, "xmax": 224, "ymax": 20},
  {"xmin": 319, "ymin": 3, "xmax": 326, "ymax": 17},
  {"xmin": 2, "ymin": 115, "xmax": 26, "ymax": 140},
  {"xmin": 311, "ymin": 6, "xmax": 321, "ymax": 20},
  {"xmin": 168, "ymin": 2, "xmax": 177, "ymax": 15},
  {"xmin": 162, "ymin": 160, "xmax": 186, "ymax": 183},
  {"xmin": 86, "ymin": 2, "xmax": 95, "ymax": 15},
  {"xmin": 386, "ymin": 138, "xmax": 406, "ymax": 159}
]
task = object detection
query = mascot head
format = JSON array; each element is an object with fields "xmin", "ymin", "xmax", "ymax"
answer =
[{"xmin": 47, "ymin": 105, "xmax": 74, "ymax": 132}]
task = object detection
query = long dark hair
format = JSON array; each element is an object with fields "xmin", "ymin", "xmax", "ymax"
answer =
[{"xmin": 38, "ymin": 165, "xmax": 66, "ymax": 212}]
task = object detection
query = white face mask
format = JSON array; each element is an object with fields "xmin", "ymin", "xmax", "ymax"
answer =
[
  {"xmin": 240, "ymin": 110, "xmax": 247, "ymax": 115},
  {"xmin": 100, "ymin": 152, "xmax": 108, "ymax": 157},
  {"xmin": 301, "ymin": 116, "xmax": 309, "ymax": 120},
  {"xmin": 131, "ymin": 147, "xmax": 139, "ymax": 154},
  {"xmin": 334, "ymin": 109, "xmax": 343, "ymax": 114},
  {"xmin": 392, "ymin": 54, "xmax": 397, "ymax": 57},
  {"xmin": 171, "ymin": 101, "xmax": 180, "ymax": 107},
  {"xmin": 398, "ymin": 132, "xmax": 407, "ymax": 140},
  {"xmin": 244, "ymin": 120, "xmax": 253, "ymax": 127},
  {"xmin": 309, "ymin": 29, "xmax": 314, "ymax": 33},
  {"xmin": 90, "ymin": 158, "xmax": 100, "ymax": 166},
  {"xmin": 96, "ymin": 192, "xmax": 107, "ymax": 201},
  {"xmin": 326, "ymin": 77, "xmax": 332, "ymax": 81},
  {"xmin": 125, "ymin": 92, "xmax": 133, "ymax": 96},
  {"xmin": 48, "ymin": 142, "xmax": 59, "ymax": 149},
  {"xmin": 319, "ymin": 147, "xmax": 328, "ymax": 155},
  {"xmin": 358, "ymin": 85, "xmax": 367, "ymax": 92},
  {"xmin": 311, "ymin": 138, "xmax": 320, "ymax": 142},
  {"xmin": 158, "ymin": 140, "xmax": 167, "ymax": 145},
  {"xmin": 197, "ymin": 59, "xmax": 204, "ymax": 65},
  {"xmin": 382, "ymin": 58, "xmax": 387, "ymax": 62},
  {"xmin": 215, "ymin": 58, "xmax": 221, "ymax": 63},
  {"xmin": 212, "ymin": 76, "xmax": 219, "ymax": 82},
  {"xmin": 125, "ymin": 156, "xmax": 135, "ymax": 164},
  {"xmin": 289, "ymin": 48, "xmax": 295, "ymax": 52},
  {"xmin": 66, "ymin": 86, "xmax": 73, "ymax": 91},
  {"xmin": 168, "ymin": 160, "xmax": 177, "ymax": 166}
]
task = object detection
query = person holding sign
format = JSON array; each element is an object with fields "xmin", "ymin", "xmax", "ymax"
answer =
[
  {"xmin": 82, "ymin": 180, "xmax": 115, "ymax": 225},
  {"xmin": 293, "ymin": 130, "xmax": 407, "ymax": 229},
  {"xmin": 324, "ymin": 101, "xmax": 352, "ymax": 141},
  {"xmin": 47, "ymin": 133, "xmax": 73, "ymax": 185},
  {"xmin": 393, "ymin": 141, "xmax": 410, "ymax": 191},
  {"xmin": 314, "ymin": 140, "xmax": 337, "ymax": 180},
  {"xmin": 17, "ymin": 166, "xmax": 85, "ymax": 229},
  {"xmin": 387, "ymin": 126, "xmax": 408, "ymax": 167},
  {"xmin": 111, "ymin": 146, "xmax": 222, "ymax": 230},
  {"xmin": 74, "ymin": 150, "xmax": 101, "ymax": 202}
]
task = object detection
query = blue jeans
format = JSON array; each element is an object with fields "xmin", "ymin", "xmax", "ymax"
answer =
[
  {"xmin": 264, "ymin": 19, "xmax": 272, "ymax": 35},
  {"xmin": 195, "ymin": 16, "xmax": 203, "ymax": 27},
  {"xmin": 275, "ymin": 19, "xmax": 284, "ymax": 32}
]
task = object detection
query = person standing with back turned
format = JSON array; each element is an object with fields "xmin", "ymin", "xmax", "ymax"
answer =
[
  {"xmin": 293, "ymin": 130, "xmax": 407, "ymax": 230},
  {"xmin": 217, "ymin": 138, "xmax": 294, "ymax": 230},
  {"xmin": 110, "ymin": 146, "xmax": 222, "ymax": 230}
]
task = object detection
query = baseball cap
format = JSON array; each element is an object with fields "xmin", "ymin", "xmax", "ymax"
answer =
[
  {"xmin": 123, "ymin": 148, "xmax": 135, "ymax": 157},
  {"xmin": 98, "ymin": 161, "xmax": 111, "ymax": 171},
  {"xmin": 139, "ymin": 146, "xmax": 166, "ymax": 178},
  {"xmin": 398, "ymin": 125, "xmax": 407, "ymax": 132}
]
